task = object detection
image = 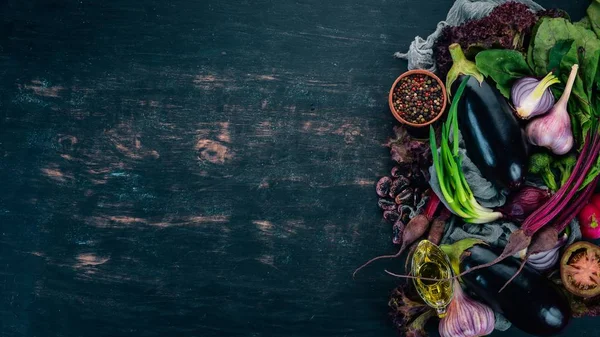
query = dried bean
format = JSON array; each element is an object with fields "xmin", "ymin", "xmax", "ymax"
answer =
[
  {"xmin": 389, "ymin": 176, "xmax": 411, "ymax": 198},
  {"xmin": 390, "ymin": 166, "xmax": 403, "ymax": 178},
  {"xmin": 395, "ymin": 187, "xmax": 414, "ymax": 205},
  {"xmin": 392, "ymin": 219, "xmax": 405, "ymax": 245},
  {"xmin": 376, "ymin": 176, "xmax": 392, "ymax": 198},
  {"xmin": 378, "ymin": 198, "xmax": 396, "ymax": 211},
  {"xmin": 413, "ymin": 187, "xmax": 421, "ymax": 206},
  {"xmin": 383, "ymin": 210, "xmax": 401, "ymax": 224}
]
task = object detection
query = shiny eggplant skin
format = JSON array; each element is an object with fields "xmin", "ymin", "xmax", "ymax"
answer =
[
  {"xmin": 454, "ymin": 76, "xmax": 529, "ymax": 189},
  {"xmin": 460, "ymin": 245, "xmax": 571, "ymax": 336}
]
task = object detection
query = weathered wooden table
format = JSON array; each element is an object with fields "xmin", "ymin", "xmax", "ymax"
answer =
[{"xmin": 0, "ymin": 0, "xmax": 595, "ymax": 336}]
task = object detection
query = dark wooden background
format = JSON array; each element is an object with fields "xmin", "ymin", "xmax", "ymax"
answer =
[{"xmin": 0, "ymin": 0, "xmax": 595, "ymax": 336}]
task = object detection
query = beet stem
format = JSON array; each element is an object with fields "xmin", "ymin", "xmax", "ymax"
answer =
[
  {"xmin": 424, "ymin": 190, "xmax": 441, "ymax": 220},
  {"xmin": 522, "ymin": 134, "xmax": 592, "ymax": 224},
  {"xmin": 553, "ymin": 177, "xmax": 598, "ymax": 232},
  {"xmin": 522, "ymin": 131, "xmax": 600, "ymax": 235}
]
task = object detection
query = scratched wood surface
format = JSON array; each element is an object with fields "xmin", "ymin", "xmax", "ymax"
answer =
[{"xmin": 0, "ymin": 0, "xmax": 594, "ymax": 336}]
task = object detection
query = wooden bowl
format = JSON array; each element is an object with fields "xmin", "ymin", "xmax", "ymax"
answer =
[{"xmin": 389, "ymin": 69, "xmax": 448, "ymax": 128}]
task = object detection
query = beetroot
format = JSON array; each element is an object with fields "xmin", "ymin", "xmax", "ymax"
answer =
[{"xmin": 423, "ymin": 192, "xmax": 441, "ymax": 220}]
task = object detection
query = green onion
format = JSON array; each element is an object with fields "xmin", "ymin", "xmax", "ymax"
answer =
[{"xmin": 429, "ymin": 76, "xmax": 502, "ymax": 224}]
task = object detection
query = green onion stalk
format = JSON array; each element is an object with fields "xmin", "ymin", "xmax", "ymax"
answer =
[{"xmin": 430, "ymin": 77, "xmax": 503, "ymax": 224}]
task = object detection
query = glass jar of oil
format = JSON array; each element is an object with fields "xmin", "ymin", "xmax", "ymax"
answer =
[{"xmin": 410, "ymin": 240, "xmax": 454, "ymax": 317}]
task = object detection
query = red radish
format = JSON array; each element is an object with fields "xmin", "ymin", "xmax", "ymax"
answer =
[
  {"xmin": 590, "ymin": 194, "xmax": 600, "ymax": 211},
  {"xmin": 353, "ymin": 214, "xmax": 431, "ymax": 278},
  {"xmin": 579, "ymin": 203, "xmax": 600, "ymax": 239}
]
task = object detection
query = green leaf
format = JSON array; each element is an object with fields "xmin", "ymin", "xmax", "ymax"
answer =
[
  {"xmin": 582, "ymin": 119, "xmax": 600, "ymax": 189},
  {"xmin": 527, "ymin": 19, "xmax": 544, "ymax": 72},
  {"xmin": 582, "ymin": 156, "xmax": 600, "ymax": 188},
  {"xmin": 547, "ymin": 40, "xmax": 574, "ymax": 73},
  {"xmin": 558, "ymin": 42, "xmax": 594, "ymax": 147},
  {"xmin": 532, "ymin": 18, "xmax": 600, "ymax": 147},
  {"xmin": 441, "ymin": 238, "xmax": 486, "ymax": 275},
  {"xmin": 568, "ymin": 101, "xmax": 585, "ymax": 147},
  {"xmin": 587, "ymin": 0, "xmax": 600, "ymax": 38},
  {"xmin": 475, "ymin": 49, "xmax": 532, "ymax": 98},
  {"xmin": 527, "ymin": 38, "xmax": 536, "ymax": 71},
  {"xmin": 576, "ymin": 16, "xmax": 592, "ymax": 31},
  {"xmin": 532, "ymin": 18, "xmax": 600, "ymax": 92}
]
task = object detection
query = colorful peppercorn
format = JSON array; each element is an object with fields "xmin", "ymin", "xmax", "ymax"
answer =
[{"xmin": 392, "ymin": 74, "xmax": 443, "ymax": 124}]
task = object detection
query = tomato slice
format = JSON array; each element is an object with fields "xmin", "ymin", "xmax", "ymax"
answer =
[{"xmin": 561, "ymin": 241, "xmax": 600, "ymax": 298}]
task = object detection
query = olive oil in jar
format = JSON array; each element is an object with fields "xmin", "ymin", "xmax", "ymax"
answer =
[{"xmin": 411, "ymin": 240, "xmax": 454, "ymax": 317}]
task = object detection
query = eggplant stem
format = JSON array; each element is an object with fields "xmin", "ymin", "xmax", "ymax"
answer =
[{"xmin": 446, "ymin": 44, "xmax": 484, "ymax": 97}]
